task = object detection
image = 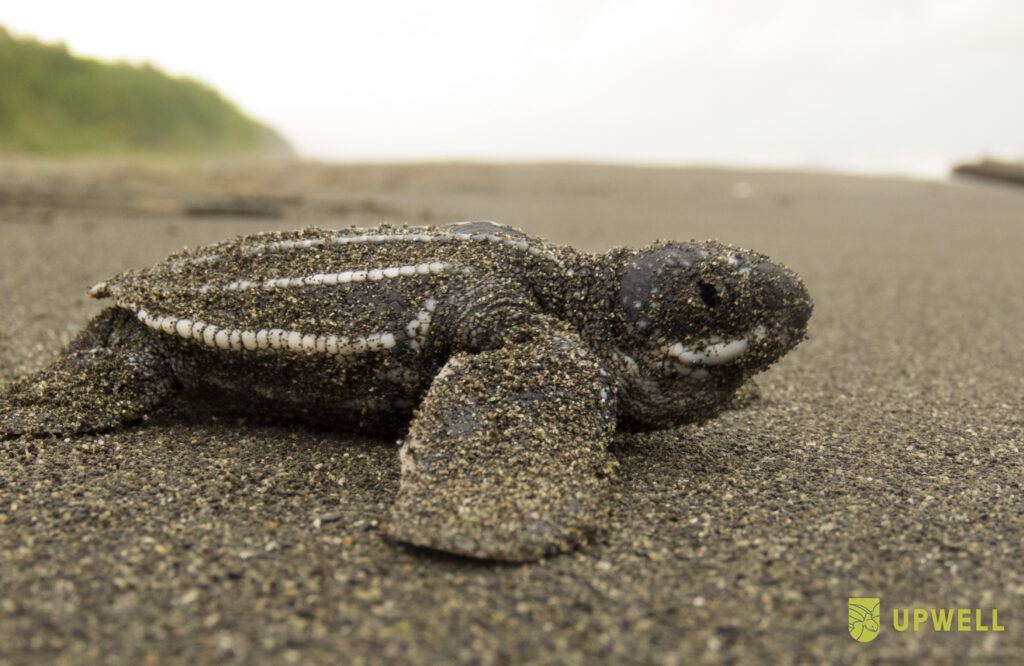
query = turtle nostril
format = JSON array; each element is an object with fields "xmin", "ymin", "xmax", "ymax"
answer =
[
  {"xmin": 791, "ymin": 297, "xmax": 813, "ymax": 331},
  {"xmin": 698, "ymin": 280, "xmax": 720, "ymax": 309},
  {"xmin": 788, "ymin": 281, "xmax": 813, "ymax": 331}
]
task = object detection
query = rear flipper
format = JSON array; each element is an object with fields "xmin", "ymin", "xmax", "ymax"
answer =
[
  {"xmin": 0, "ymin": 308, "xmax": 178, "ymax": 436},
  {"xmin": 386, "ymin": 327, "xmax": 617, "ymax": 561}
]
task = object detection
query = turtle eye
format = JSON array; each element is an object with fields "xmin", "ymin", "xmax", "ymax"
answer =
[{"xmin": 698, "ymin": 280, "xmax": 720, "ymax": 309}]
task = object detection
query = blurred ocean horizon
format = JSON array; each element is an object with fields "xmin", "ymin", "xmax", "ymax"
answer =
[{"xmin": 292, "ymin": 149, "xmax": 972, "ymax": 181}]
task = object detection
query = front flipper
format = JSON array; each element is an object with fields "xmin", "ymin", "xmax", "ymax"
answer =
[
  {"xmin": 1, "ymin": 308, "xmax": 177, "ymax": 436},
  {"xmin": 386, "ymin": 330, "xmax": 617, "ymax": 561}
]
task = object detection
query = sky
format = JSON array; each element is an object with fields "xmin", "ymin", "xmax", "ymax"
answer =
[{"xmin": 4, "ymin": 0, "xmax": 1024, "ymax": 177}]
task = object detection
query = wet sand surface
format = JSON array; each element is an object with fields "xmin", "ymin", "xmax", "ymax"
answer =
[{"xmin": 1, "ymin": 161, "xmax": 1022, "ymax": 664}]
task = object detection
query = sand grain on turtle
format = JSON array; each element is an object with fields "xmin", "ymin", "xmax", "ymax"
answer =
[{"xmin": 0, "ymin": 221, "xmax": 811, "ymax": 560}]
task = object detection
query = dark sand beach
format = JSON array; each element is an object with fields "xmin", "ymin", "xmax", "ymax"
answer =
[{"xmin": 1, "ymin": 161, "xmax": 1022, "ymax": 664}]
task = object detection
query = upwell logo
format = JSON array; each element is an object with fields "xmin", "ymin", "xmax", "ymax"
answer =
[
  {"xmin": 848, "ymin": 598, "xmax": 1005, "ymax": 642},
  {"xmin": 848, "ymin": 598, "xmax": 881, "ymax": 642}
]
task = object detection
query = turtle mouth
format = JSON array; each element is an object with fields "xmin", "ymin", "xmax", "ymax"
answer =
[
  {"xmin": 661, "ymin": 336, "xmax": 750, "ymax": 366},
  {"xmin": 611, "ymin": 332, "xmax": 756, "ymax": 429},
  {"xmin": 652, "ymin": 324, "xmax": 770, "ymax": 380},
  {"xmin": 610, "ymin": 324, "xmax": 769, "ymax": 384}
]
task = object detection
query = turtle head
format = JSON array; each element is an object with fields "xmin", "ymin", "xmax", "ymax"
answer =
[{"xmin": 604, "ymin": 240, "xmax": 811, "ymax": 429}]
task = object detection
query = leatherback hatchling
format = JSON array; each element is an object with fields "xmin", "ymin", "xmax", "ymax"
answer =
[{"xmin": 0, "ymin": 221, "xmax": 811, "ymax": 560}]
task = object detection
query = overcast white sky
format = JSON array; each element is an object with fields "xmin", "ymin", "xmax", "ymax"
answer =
[{"xmin": 4, "ymin": 1, "xmax": 1023, "ymax": 177}]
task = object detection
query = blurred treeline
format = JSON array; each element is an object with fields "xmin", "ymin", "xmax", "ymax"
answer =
[{"xmin": 0, "ymin": 27, "xmax": 291, "ymax": 157}]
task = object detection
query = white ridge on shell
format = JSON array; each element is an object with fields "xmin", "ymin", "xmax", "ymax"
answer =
[
  {"xmin": 203, "ymin": 262, "xmax": 453, "ymax": 294},
  {"xmin": 168, "ymin": 225, "xmax": 563, "ymax": 274}
]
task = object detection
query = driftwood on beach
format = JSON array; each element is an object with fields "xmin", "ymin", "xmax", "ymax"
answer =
[{"xmin": 952, "ymin": 159, "xmax": 1024, "ymax": 187}]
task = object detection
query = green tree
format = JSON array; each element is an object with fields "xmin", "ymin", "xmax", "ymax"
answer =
[{"xmin": 0, "ymin": 26, "xmax": 292, "ymax": 156}]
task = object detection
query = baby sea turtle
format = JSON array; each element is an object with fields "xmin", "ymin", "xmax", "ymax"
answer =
[{"xmin": 0, "ymin": 221, "xmax": 811, "ymax": 561}]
